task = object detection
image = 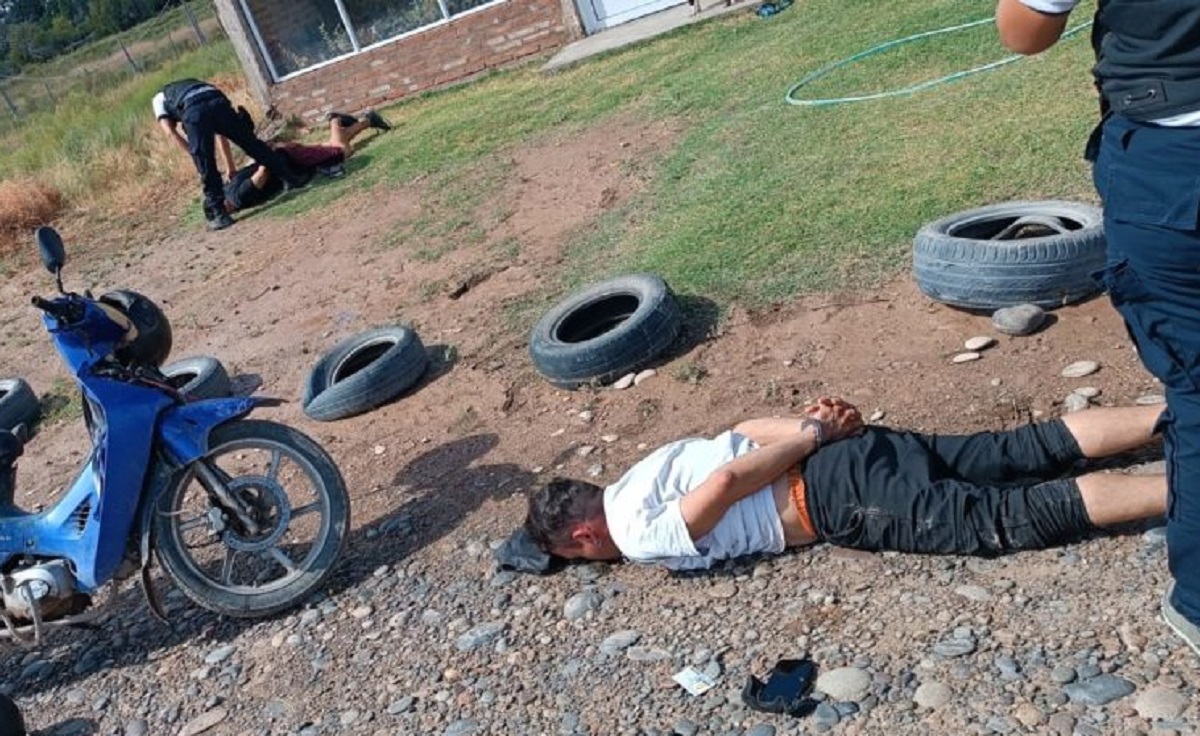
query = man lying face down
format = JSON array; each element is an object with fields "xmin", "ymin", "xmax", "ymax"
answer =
[{"xmin": 524, "ymin": 398, "xmax": 1166, "ymax": 569}]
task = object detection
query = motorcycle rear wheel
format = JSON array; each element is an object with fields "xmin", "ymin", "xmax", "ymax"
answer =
[{"xmin": 153, "ymin": 420, "xmax": 350, "ymax": 618}]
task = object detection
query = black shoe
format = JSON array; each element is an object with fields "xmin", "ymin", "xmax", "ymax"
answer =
[
  {"xmin": 364, "ymin": 109, "xmax": 392, "ymax": 131},
  {"xmin": 325, "ymin": 111, "xmax": 359, "ymax": 128},
  {"xmin": 283, "ymin": 168, "xmax": 314, "ymax": 192},
  {"xmin": 207, "ymin": 211, "xmax": 235, "ymax": 231},
  {"xmin": 317, "ymin": 163, "xmax": 346, "ymax": 179}
]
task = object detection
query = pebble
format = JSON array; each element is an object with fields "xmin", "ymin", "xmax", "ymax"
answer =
[
  {"xmin": 932, "ymin": 637, "xmax": 976, "ymax": 658},
  {"xmin": 815, "ymin": 667, "xmax": 871, "ymax": 701},
  {"xmin": 576, "ymin": 445, "xmax": 596, "ymax": 457},
  {"xmin": 952, "ymin": 351, "xmax": 982, "ymax": 364},
  {"xmin": 388, "ymin": 696, "xmax": 415, "ymax": 715},
  {"xmin": 708, "ymin": 582, "xmax": 737, "ymax": 599},
  {"xmin": 634, "ymin": 368, "xmax": 656, "ymax": 385},
  {"xmin": 455, "ymin": 622, "xmax": 506, "ymax": 651},
  {"xmin": 868, "ymin": 410, "xmax": 885, "ymax": 422},
  {"xmin": 913, "ymin": 682, "xmax": 952, "ymax": 709},
  {"xmin": 611, "ymin": 373, "xmax": 636, "ymax": 390},
  {"xmin": 1061, "ymin": 360, "xmax": 1100, "ymax": 378},
  {"xmin": 954, "ymin": 584, "xmax": 992, "ymax": 603},
  {"xmin": 1073, "ymin": 386, "xmax": 1101, "ymax": 398},
  {"xmin": 992, "ymin": 303, "xmax": 1046, "ymax": 336},
  {"xmin": 179, "ymin": 708, "xmax": 228, "ymax": 736},
  {"xmin": 586, "ymin": 463, "xmax": 604, "ymax": 478},
  {"xmin": 125, "ymin": 719, "xmax": 149, "ymax": 736},
  {"xmin": 600, "ymin": 630, "xmax": 642, "ymax": 655},
  {"xmin": 1064, "ymin": 393, "xmax": 1091, "ymax": 413},
  {"xmin": 1050, "ymin": 665, "xmax": 1077, "ymax": 684},
  {"xmin": 1134, "ymin": 687, "xmax": 1188, "ymax": 720},
  {"xmin": 673, "ymin": 719, "xmax": 700, "ymax": 736},
  {"xmin": 1063, "ymin": 674, "xmax": 1135, "ymax": 706},
  {"xmin": 1136, "ymin": 393, "xmax": 1166, "ymax": 405},
  {"xmin": 1014, "ymin": 703, "xmax": 1045, "ymax": 728},
  {"xmin": 964, "ymin": 336, "xmax": 996, "ymax": 351},
  {"xmin": 443, "ymin": 719, "xmax": 481, "ymax": 736},
  {"xmin": 746, "ymin": 725, "xmax": 776, "ymax": 736},
  {"xmin": 203, "ymin": 645, "xmax": 236, "ymax": 665},
  {"xmin": 564, "ymin": 590, "xmax": 602, "ymax": 620},
  {"xmin": 626, "ymin": 646, "xmax": 672, "ymax": 662},
  {"xmin": 811, "ymin": 702, "xmax": 840, "ymax": 732}
]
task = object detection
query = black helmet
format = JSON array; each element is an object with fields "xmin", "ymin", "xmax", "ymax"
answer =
[
  {"xmin": 0, "ymin": 693, "xmax": 25, "ymax": 736},
  {"xmin": 98, "ymin": 289, "xmax": 173, "ymax": 367}
]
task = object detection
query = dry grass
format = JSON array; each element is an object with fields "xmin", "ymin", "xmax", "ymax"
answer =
[{"xmin": 0, "ymin": 179, "xmax": 64, "ymax": 255}]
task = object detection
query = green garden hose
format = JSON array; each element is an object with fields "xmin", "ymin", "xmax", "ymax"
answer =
[{"xmin": 785, "ymin": 17, "xmax": 1094, "ymax": 107}]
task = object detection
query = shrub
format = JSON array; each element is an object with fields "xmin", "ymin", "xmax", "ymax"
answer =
[{"xmin": 0, "ymin": 178, "xmax": 64, "ymax": 254}]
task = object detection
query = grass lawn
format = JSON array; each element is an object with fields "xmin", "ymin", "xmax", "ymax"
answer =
[{"xmin": 3, "ymin": 0, "xmax": 1099, "ymax": 306}]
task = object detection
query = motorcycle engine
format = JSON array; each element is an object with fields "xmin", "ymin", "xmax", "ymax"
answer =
[{"xmin": 1, "ymin": 561, "xmax": 76, "ymax": 621}]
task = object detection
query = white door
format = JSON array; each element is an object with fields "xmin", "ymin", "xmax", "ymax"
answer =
[{"xmin": 577, "ymin": 0, "xmax": 684, "ymax": 33}]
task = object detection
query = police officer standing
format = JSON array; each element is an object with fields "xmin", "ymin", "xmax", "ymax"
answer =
[
  {"xmin": 153, "ymin": 78, "xmax": 308, "ymax": 231},
  {"xmin": 996, "ymin": 0, "xmax": 1200, "ymax": 656}
]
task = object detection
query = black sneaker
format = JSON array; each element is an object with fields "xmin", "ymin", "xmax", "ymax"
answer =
[
  {"xmin": 364, "ymin": 109, "xmax": 392, "ymax": 131},
  {"xmin": 207, "ymin": 211, "xmax": 235, "ymax": 231},
  {"xmin": 283, "ymin": 168, "xmax": 314, "ymax": 192},
  {"xmin": 317, "ymin": 163, "xmax": 346, "ymax": 179},
  {"xmin": 325, "ymin": 111, "xmax": 359, "ymax": 128}
]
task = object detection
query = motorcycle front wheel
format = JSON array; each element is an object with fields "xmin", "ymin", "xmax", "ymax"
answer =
[{"xmin": 153, "ymin": 420, "xmax": 350, "ymax": 618}]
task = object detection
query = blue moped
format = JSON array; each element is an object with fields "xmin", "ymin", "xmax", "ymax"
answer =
[{"xmin": 0, "ymin": 227, "xmax": 350, "ymax": 644}]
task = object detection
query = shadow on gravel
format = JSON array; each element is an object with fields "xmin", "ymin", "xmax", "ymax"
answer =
[{"xmin": 0, "ymin": 433, "xmax": 530, "ymax": 702}]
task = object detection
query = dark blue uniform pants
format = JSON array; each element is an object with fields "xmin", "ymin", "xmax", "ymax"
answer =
[
  {"xmin": 180, "ymin": 92, "xmax": 295, "ymax": 218},
  {"xmin": 1094, "ymin": 114, "xmax": 1200, "ymax": 626}
]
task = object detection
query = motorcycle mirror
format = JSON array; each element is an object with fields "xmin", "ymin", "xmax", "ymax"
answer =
[{"xmin": 35, "ymin": 226, "xmax": 66, "ymax": 276}]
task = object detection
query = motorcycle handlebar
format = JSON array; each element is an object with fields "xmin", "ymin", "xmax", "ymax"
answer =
[{"xmin": 31, "ymin": 296, "xmax": 80, "ymax": 322}]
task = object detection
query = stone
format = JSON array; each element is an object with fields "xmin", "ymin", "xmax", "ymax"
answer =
[
  {"xmin": 125, "ymin": 719, "xmax": 150, "ymax": 736},
  {"xmin": 912, "ymin": 682, "xmax": 952, "ymax": 709},
  {"xmin": 626, "ymin": 646, "xmax": 672, "ymax": 662},
  {"xmin": 1014, "ymin": 703, "xmax": 1045, "ymax": 728},
  {"xmin": 673, "ymin": 718, "xmax": 700, "ymax": 736},
  {"xmin": 815, "ymin": 667, "xmax": 871, "ymax": 702},
  {"xmin": 564, "ymin": 590, "xmax": 602, "ymax": 621},
  {"xmin": 965, "ymin": 336, "xmax": 996, "ymax": 351},
  {"xmin": 1136, "ymin": 394, "xmax": 1166, "ymax": 405},
  {"xmin": 745, "ymin": 725, "xmax": 776, "ymax": 736},
  {"xmin": 708, "ymin": 582, "xmax": 737, "ymax": 599},
  {"xmin": 868, "ymin": 410, "xmax": 885, "ymax": 422},
  {"xmin": 586, "ymin": 463, "xmax": 604, "ymax": 478},
  {"xmin": 1073, "ymin": 386, "xmax": 1101, "ymax": 398},
  {"xmin": 954, "ymin": 585, "xmax": 992, "ymax": 603},
  {"xmin": 952, "ymin": 351, "xmax": 982, "ymax": 364},
  {"xmin": 600, "ymin": 630, "xmax": 641, "ymax": 655},
  {"xmin": 455, "ymin": 622, "xmax": 506, "ymax": 651},
  {"xmin": 634, "ymin": 368, "xmax": 656, "ymax": 385},
  {"xmin": 1134, "ymin": 687, "xmax": 1188, "ymax": 720},
  {"xmin": 611, "ymin": 373, "xmax": 636, "ymax": 390},
  {"xmin": 443, "ymin": 720, "xmax": 481, "ymax": 736},
  {"xmin": 1063, "ymin": 674, "xmax": 1135, "ymax": 706},
  {"xmin": 203, "ymin": 645, "xmax": 236, "ymax": 665},
  {"xmin": 388, "ymin": 696, "xmax": 415, "ymax": 715},
  {"xmin": 992, "ymin": 303, "xmax": 1046, "ymax": 336},
  {"xmin": 1050, "ymin": 665, "xmax": 1077, "ymax": 685},
  {"xmin": 1047, "ymin": 713, "xmax": 1076, "ymax": 736},
  {"xmin": 932, "ymin": 637, "xmax": 976, "ymax": 658},
  {"xmin": 811, "ymin": 702, "xmax": 840, "ymax": 732},
  {"xmin": 1064, "ymin": 393, "xmax": 1090, "ymax": 413},
  {"xmin": 1061, "ymin": 360, "xmax": 1100, "ymax": 378},
  {"xmin": 179, "ymin": 708, "xmax": 228, "ymax": 736}
]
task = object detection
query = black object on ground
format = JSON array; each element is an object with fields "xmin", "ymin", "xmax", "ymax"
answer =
[
  {"xmin": 912, "ymin": 200, "xmax": 1106, "ymax": 310},
  {"xmin": 0, "ymin": 378, "xmax": 40, "ymax": 432},
  {"xmin": 0, "ymin": 692, "xmax": 26, "ymax": 736},
  {"xmin": 742, "ymin": 659, "xmax": 819, "ymax": 717},
  {"xmin": 302, "ymin": 326, "xmax": 429, "ymax": 421},
  {"xmin": 493, "ymin": 527, "xmax": 563, "ymax": 574},
  {"xmin": 161, "ymin": 356, "xmax": 233, "ymax": 400},
  {"xmin": 529, "ymin": 273, "xmax": 682, "ymax": 389}
]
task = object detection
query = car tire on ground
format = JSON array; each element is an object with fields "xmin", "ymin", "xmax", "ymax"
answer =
[
  {"xmin": 161, "ymin": 357, "xmax": 232, "ymax": 400},
  {"xmin": 529, "ymin": 273, "xmax": 682, "ymax": 389},
  {"xmin": 912, "ymin": 200, "xmax": 1106, "ymax": 311},
  {"xmin": 0, "ymin": 378, "xmax": 39, "ymax": 432},
  {"xmin": 302, "ymin": 327, "xmax": 429, "ymax": 422}
]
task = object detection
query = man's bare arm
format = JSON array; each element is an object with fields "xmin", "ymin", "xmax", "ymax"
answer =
[
  {"xmin": 216, "ymin": 135, "xmax": 237, "ymax": 180},
  {"xmin": 158, "ymin": 118, "xmax": 191, "ymax": 156},
  {"xmin": 996, "ymin": 0, "xmax": 1071, "ymax": 54},
  {"xmin": 679, "ymin": 426, "xmax": 820, "ymax": 542}
]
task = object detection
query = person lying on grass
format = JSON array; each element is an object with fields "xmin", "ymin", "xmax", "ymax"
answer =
[
  {"xmin": 222, "ymin": 110, "xmax": 392, "ymax": 214},
  {"xmin": 524, "ymin": 398, "xmax": 1166, "ymax": 568}
]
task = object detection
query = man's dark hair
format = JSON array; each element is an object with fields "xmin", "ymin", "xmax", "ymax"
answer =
[{"xmin": 524, "ymin": 477, "xmax": 605, "ymax": 551}]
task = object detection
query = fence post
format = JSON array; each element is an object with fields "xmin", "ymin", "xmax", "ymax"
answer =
[
  {"xmin": 183, "ymin": 1, "xmax": 209, "ymax": 45},
  {"xmin": 0, "ymin": 85, "xmax": 19, "ymax": 120},
  {"xmin": 118, "ymin": 38, "xmax": 142, "ymax": 73}
]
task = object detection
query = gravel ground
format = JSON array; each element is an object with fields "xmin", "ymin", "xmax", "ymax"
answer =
[{"xmin": 4, "ymin": 473, "xmax": 1197, "ymax": 736}]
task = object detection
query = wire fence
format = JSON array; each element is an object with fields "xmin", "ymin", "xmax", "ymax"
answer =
[{"xmin": 0, "ymin": 0, "xmax": 224, "ymax": 133}]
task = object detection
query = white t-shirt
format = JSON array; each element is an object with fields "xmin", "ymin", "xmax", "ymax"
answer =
[
  {"xmin": 603, "ymin": 430, "xmax": 786, "ymax": 571},
  {"xmin": 1016, "ymin": 0, "xmax": 1200, "ymax": 126},
  {"xmin": 151, "ymin": 92, "xmax": 169, "ymax": 120}
]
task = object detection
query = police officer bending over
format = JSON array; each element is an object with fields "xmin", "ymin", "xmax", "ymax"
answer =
[
  {"xmin": 153, "ymin": 78, "xmax": 309, "ymax": 231},
  {"xmin": 997, "ymin": 0, "xmax": 1200, "ymax": 657}
]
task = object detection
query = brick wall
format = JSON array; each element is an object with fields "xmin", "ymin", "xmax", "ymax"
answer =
[{"xmin": 266, "ymin": 0, "xmax": 573, "ymax": 122}]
